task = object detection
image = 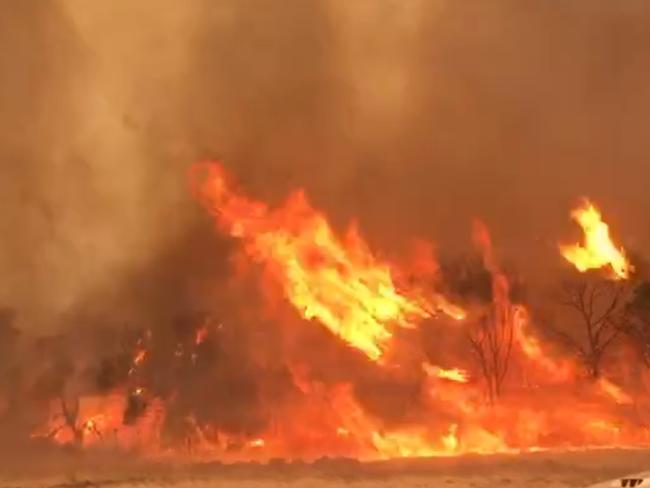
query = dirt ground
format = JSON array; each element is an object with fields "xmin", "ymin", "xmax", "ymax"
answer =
[{"xmin": 0, "ymin": 448, "xmax": 649, "ymax": 488}]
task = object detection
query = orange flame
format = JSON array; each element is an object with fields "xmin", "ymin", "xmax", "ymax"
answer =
[
  {"xmin": 597, "ymin": 377, "xmax": 633, "ymax": 405},
  {"xmin": 133, "ymin": 349, "xmax": 147, "ymax": 365},
  {"xmin": 194, "ymin": 325, "xmax": 209, "ymax": 345},
  {"xmin": 29, "ymin": 169, "xmax": 650, "ymax": 462},
  {"xmin": 423, "ymin": 362, "xmax": 469, "ymax": 383},
  {"xmin": 249, "ymin": 438, "xmax": 265, "ymax": 448},
  {"xmin": 441, "ymin": 424, "xmax": 459, "ymax": 452},
  {"xmin": 193, "ymin": 161, "xmax": 464, "ymax": 360},
  {"xmin": 560, "ymin": 200, "xmax": 632, "ymax": 279}
]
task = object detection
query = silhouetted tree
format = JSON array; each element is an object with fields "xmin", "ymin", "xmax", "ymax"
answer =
[
  {"xmin": 59, "ymin": 395, "xmax": 83, "ymax": 445},
  {"xmin": 453, "ymin": 250, "xmax": 517, "ymax": 404},
  {"xmin": 469, "ymin": 304, "xmax": 515, "ymax": 404},
  {"xmin": 551, "ymin": 277, "xmax": 630, "ymax": 379},
  {"xmin": 441, "ymin": 255, "xmax": 493, "ymax": 303}
]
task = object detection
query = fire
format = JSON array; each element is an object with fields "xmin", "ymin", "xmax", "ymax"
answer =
[
  {"xmin": 192, "ymin": 161, "xmax": 464, "ymax": 360},
  {"xmin": 25, "ymin": 163, "xmax": 650, "ymax": 463},
  {"xmin": 33, "ymin": 394, "xmax": 166, "ymax": 450},
  {"xmin": 129, "ymin": 333, "xmax": 150, "ymax": 375},
  {"xmin": 512, "ymin": 306, "xmax": 573, "ymax": 383},
  {"xmin": 441, "ymin": 424, "xmax": 459, "ymax": 452},
  {"xmin": 423, "ymin": 362, "xmax": 469, "ymax": 383},
  {"xmin": 326, "ymin": 383, "xmax": 459, "ymax": 459},
  {"xmin": 133, "ymin": 349, "xmax": 147, "ymax": 365},
  {"xmin": 560, "ymin": 199, "xmax": 633, "ymax": 279},
  {"xmin": 194, "ymin": 324, "xmax": 209, "ymax": 345},
  {"xmin": 597, "ymin": 378, "xmax": 633, "ymax": 405},
  {"xmin": 371, "ymin": 430, "xmax": 441, "ymax": 459}
]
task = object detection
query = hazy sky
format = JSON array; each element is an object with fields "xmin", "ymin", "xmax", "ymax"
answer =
[{"xmin": 1, "ymin": 0, "xmax": 649, "ymax": 331}]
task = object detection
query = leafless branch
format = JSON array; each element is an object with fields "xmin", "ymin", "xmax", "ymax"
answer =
[
  {"xmin": 556, "ymin": 279, "xmax": 630, "ymax": 378},
  {"xmin": 469, "ymin": 308, "xmax": 514, "ymax": 404}
]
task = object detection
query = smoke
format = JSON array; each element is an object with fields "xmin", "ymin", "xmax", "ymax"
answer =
[
  {"xmin": 0, "ymin": 0, "xmax": 649, "ymax": 460},
  {"xmin": 184, "ymin": 0, "xmax": 650, "ymax": 262},
  {"xmin": 1, "ymin": 0, "xmax": 649, "ymax": 329}
]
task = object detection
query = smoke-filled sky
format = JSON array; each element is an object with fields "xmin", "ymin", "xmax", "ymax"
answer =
[{"xmin": 0, "ymin": 0, "xmax": 649, "ymax": 331}]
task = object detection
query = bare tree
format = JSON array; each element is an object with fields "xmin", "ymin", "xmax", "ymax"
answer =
[
  {"xmin": 551, "ymin": 278, "xmax": 630, "ymax": 379},
  {"xmin": 464, "ymin": 222, "xmax": 517, "ymax": 405},
  {"xmin": 52, "ymin": 395, "xmax": 83, "ymax": 445},
  {"xmin": 469, "ymin": 306, "xmax": 515, "ymax": 404}
]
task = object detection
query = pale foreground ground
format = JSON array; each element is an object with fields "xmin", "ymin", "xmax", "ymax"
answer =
[{"xmin": 1, "ymin": 448, "xmax": 649, "ymax": 488}]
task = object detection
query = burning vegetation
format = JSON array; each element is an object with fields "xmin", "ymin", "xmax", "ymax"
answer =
[{"xmin": 3, "ymin": 161, "xmax": 650, "ymax": 463}]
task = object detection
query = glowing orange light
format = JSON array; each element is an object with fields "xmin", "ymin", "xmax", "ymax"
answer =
[
  {"xmin": 192, "ymin": 161, "xmax": 464, "ymax": 361},
  {"xmin": 560, "ymin": 200, "xmax": 632, "ymax": 279}
]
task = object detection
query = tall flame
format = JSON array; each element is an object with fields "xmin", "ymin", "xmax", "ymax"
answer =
[
  {"xmin": 560, "ymin": 199, "xmax": 632, "ymax": 279},
  {"xmin": 192, "ymin": 161, "xmax": 463, "ymax": 361},
  {"xmin": 29, "ymin": 165, "xmax": 650, "ymax": 462}
]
